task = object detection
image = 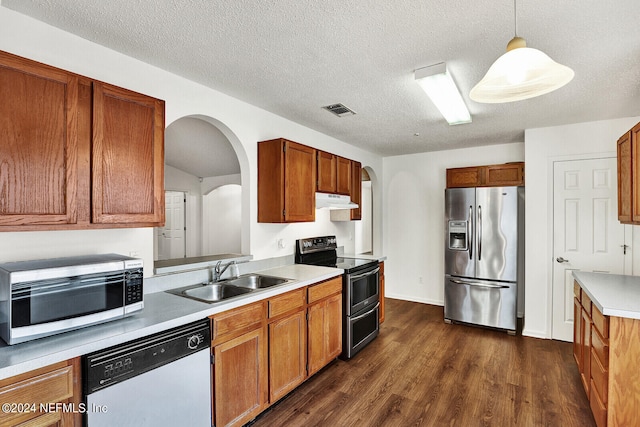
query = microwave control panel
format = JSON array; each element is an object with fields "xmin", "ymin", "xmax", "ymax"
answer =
[{"xmin": 124, "ymin": 268, "xmax": 144, "ymax": 305}]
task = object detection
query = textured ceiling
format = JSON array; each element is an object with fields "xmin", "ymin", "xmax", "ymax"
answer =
[{"xmin": 4, "ymin": 0, "xmax": 640, "ymax": 156}]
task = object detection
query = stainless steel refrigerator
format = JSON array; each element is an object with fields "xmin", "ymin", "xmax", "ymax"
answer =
[{"xmin": 444, "ymin": 186, "xmax": 524, "ymax": 333}]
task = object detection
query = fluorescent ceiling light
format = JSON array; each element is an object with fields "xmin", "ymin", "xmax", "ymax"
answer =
[
  {"xmin": 469, "ymin": 0, "xmax": 574, "ymax": 103},
  {"xmin": 415, "ymin": 63, "xmax": 472, "ymax": 125}
]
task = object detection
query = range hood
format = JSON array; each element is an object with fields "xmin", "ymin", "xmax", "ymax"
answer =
[{"xmin": 315, "ymin": 192, "xmax": 358, "ymax": 210}]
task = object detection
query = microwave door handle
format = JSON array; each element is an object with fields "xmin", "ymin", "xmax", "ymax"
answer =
[
  {"xmin": 468, "ymin": 205, "xmax": 473, "ymax": 260},
  {"xmin": 350, "ymin": 302, "xmax": 380, "ymax": 321},
  {"xmin": 349, "ymin": 267, "xmax": 380, "ymax": 281}
]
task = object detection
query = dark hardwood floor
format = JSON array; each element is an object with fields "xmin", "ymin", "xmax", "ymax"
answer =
[{"xmin": 250, "ymin": 298, "xmax": 595, "ymax": 427}]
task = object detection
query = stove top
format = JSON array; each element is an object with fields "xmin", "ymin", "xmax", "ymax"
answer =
[{"xmin": 295, "ymin": 236, "xmax": 378, "ymax": 274}]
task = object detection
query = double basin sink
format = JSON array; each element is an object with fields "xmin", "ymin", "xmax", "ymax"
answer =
[{"xmin": 167, "ymin": 274, "xmax": 295, "ymax": 304}]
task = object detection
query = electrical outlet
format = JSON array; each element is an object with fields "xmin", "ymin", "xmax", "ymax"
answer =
[
  {"xmin": 277, "ymin": 239, "xmax": 286, "ymax": 249},
  {"xmin": 129, "ymin": 251, "xmax": 139, "ymax": 257},
  {"xmin": 419, "ymin": 276, "xmax": 423, "ymax": 284}
]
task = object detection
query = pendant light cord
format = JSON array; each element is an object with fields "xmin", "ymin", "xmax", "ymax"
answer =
[{"xmin": 514, "ymin": 0, "xmax": 518, "ymax": 37}]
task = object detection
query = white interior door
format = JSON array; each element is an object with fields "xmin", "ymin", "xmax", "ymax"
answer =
[
  {"xmin": 552, "ymin": 157, "xmax": 628, "ymax": 341},
  {"xmin": 157, "ymin": 191, "xmax": 186, "ymax": 260}
]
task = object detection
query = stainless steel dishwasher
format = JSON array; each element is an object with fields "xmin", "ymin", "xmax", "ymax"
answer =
[{"xmin": 83, "ymin": 319, "xmax": 211, "ymax": 427}]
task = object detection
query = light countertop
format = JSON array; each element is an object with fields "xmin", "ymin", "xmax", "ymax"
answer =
[
  {"xmin": 0, "ymin": 264, "xmax": 342, "ymax": 379},
  {"xmin": 339, "ymin": 253, "xmax": 387, "ymax": 262},
  {"xmin": 572, "ymin": 271, "xmax": 640, "ymax": 319}
]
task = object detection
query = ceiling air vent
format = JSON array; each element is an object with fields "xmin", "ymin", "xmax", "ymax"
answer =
[{"xmin": 322, "ymin": 103, "xmax": 356, "ymax": 117}]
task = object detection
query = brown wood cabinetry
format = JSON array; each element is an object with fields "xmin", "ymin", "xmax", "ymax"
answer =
[
  {"xmin": 350, "ymin": 161, "xmax": 362, "ymax": 220},
  {"xmin": 617, "ymin": 122, "xmax": 640, "ymax": 223},
  {"xmin": 446, "ymin": 162, "xmax": 524, "ymax": 188},
  {"xmin": 258, "ymin": 138, "xmax": 316, "ymax": 223},
  {"xmin": 0, "ymin": 50, "xmax": 165, "ymax": 231},
  {"xmin": 379, "ymin": 261, "xmax": 385, "ymax": 324},
  {"xmin": 307, "ymin": 277, "xmax": 342, "ymax": 376},
  {"xmin": 336, "ymin": 156, "xmax": 351, "ymax": 195},
  {"xmin": 317, "ymin": 151, "xmax": 337, "ymax": 193},
  {"xmin": 268, "ymin": 289, "xmax": 306, "ymax": 403},
  {"xmin": 573, "ymin": 280, "xmax": 640, "ymax": 427},
  {"xmin": 0, "ymin": 358, "xmax": 81, "ymax": 427},
  {"xmin": 209, "ymin": 277, "xmax": 343, "ymax": 425},
  {"xmin": 210, "ymin": 301, "xmax": 268, "ymax": 427}
]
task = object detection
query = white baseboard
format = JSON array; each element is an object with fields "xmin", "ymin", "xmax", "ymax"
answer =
[{"xmin": 384, "ymin": 293, "xmax": 443, "ymax": 307}]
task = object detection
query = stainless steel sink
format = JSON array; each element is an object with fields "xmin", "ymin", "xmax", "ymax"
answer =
[
  {"xmin": 166, "ymin": 274, "xmax": 294, "ymax": 303},
  {"xmin": 167, "ymin": 283, "xmax": 253, "ymax": 303},
  {"xmin": 222, "ymin": 274, "xmax": 293, "ymax": 289}
]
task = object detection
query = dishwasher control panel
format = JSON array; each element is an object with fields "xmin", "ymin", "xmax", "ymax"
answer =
[{"xmin": 83, "ymin": 320, "xmax": 210, "ymax": 394}]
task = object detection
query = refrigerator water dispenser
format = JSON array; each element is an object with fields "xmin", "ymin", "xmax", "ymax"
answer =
[{"xmin": 448, "ymin": 221, "xmax": 468, "ymax": 250}]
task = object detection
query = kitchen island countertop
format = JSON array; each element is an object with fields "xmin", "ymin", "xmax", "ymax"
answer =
[
  {"xmin": 572, "ymin": 271, "xmax": 640, "ymax": 319},
  {"xmin": 0, "ymin": 264, "xmax": 342, "ymax": 379}
]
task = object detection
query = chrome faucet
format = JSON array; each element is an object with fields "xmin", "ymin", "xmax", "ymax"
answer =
[{"xmin": 213, "ymin": 260, "xmax": 237, "ymax": 282}]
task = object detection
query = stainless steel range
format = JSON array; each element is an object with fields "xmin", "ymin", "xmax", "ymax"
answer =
[{"xmin": 295, "ymin": 236, "xmax": 380, "ymax": 359}]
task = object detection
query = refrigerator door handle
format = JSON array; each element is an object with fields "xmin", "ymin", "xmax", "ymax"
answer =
[
  {"xmin": 468, "ymin": 205, "xmax": 473, "ymax": 260},
  {"xmin": 477, "ymin": 205, "xmax": 482, "ymax": 261},
  {"xmin": 448, "ymin": 279, "xmax": 510, "ymax": 289}
]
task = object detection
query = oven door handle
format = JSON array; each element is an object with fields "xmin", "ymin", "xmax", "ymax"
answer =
[
  {"xmin": 349, "ymin": 267, "xmax": 380, "ymax": 281},
  {"xmin": 350, "ymin": 302, "xmax": 380, "ymax": 321}
]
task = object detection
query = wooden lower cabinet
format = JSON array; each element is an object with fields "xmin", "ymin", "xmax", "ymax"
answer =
[
  {"xmin": 308, "ymin": 292, "xmax": 342, "ymax": 377},
  {"xmin": 210, "ymin": 277, "xmax": 343, "ymax": 425},
  {"xmin": 212, "ymin": 327, "xmax": 268, "ymax": 427},
  {"xmin": 269, "ymin": 310, "xmax": 306, "ymax": 402},
  {"xmin": 574, "ymin": 280, "xmax": 640, "ymax": 427},
  {"xmin": 0, "ymin": 358, "xmax": 81, "ymax": 427},
  {"xmin": 379, "ymin": 261, "xmax": 385, "ymax": 324}
]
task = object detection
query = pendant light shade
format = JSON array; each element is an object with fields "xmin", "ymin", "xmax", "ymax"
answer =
[{"xmin": 470, "ymin": 36, "xmax": 574, "ymax": 103}]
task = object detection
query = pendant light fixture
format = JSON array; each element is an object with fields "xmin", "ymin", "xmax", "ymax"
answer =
[{"xmin": 470, "ymin": 0, "xmax": 574, "ymax": 103}]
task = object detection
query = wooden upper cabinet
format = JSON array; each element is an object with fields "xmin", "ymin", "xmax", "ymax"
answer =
[
  {"xmin": 618, "ymin": 130, "xmax": 632, "ymax": 223},
  {"xmin": 617, "ymin": 122, "xmax": 640, "ymax": 224},
  {"xmin": 446, "ymin": 162, "xmax": 524, "ymax": 188},
  {"xmin": 258, "ymin": 138, "xmax": 316, "ymax": 223},
  {"xmin": 336, "ymin": 156, "xmax": 351, "ymax": 195},
  {"xmin": 317, "ymin": 151, "xmax": 337, "ymax": 193},
  {"xmin": 350, "ymin": 161, "xmax": 362, "ymax": 220},
  {"xmin": 0, "ymin": 51, "xmax": 79, "ymax": 227},
  {"xmin": 92, "ymin": 82, "xmax": 165, "ymax": 225},
  {"xmin": 0, "ymin": 50, "xmax": 165, "ymax": 231}
]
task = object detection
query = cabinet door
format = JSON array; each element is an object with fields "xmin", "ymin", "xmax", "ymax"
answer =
[
  {"xmin": 617, "ymin": 131, "xmax": 632, "ymax": 222},
  {"xmin": 307, "ymin": 293, "xmax": 342, "ymax": 376},
  {"xmin": 0, "ymin": 51, "xmax": 78, "ymax": 227},
  {"xmin": 336, "ymin": 156, "xmax": 351, "ymax": 195},
  {"xmin": 284, "ymin": 141, "xmax": 316, "ymax": 222},
  {"xmin": 573, "ymin": 297, "xmax": 582, "ymax": 367},
  {"xmin": 485, "ymin": 163, "xmax": 524, "ymax": 186},
  {"xmin": 631, "ymin": 123, "xmax": 640, "ymax": 223},
  {"xmin": 317, "ymin": 151, "xmax": 337, "ymax": 193},
  {"xmin": 580, "ymin": 307, "xmax": 592, "ymax": 395},
  {"xmin": 213, "ymin": 327, "xmax": 268, "ymax": 427},
  {"xmin": 92, "ymin": 82, "xmax": 165, "ymax": 225},
  {"xmin": 446, "ymin": 166, "xmax": 483, "ymax": 188},
  {"xmin": 379, "ymin": 262, "xmax": 385, "ymax": 324},
  {"xmin": 350, "ymin": 161, "xmax": 362, "ymax": 220},
  {"xmin": 268, "ymin": 310, "xmax": 306, "ymax": 403}
]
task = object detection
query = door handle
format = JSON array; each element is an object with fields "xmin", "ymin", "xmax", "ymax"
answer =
[
  {"xmin": 621, "ymin": 244, "xmax": 629, "ymax": 255},
  {"xmin": 556, "ymin": 257, "xmax": 569, "ymax": 263}
]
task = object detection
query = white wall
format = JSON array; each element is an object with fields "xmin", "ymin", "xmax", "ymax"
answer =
[
  {"xmin": 523, "ymin": 116, "xmax": 640, "ymax": 339},
  {"xmin": 203, "ymin": 185, "xmax": 242, "ymax": 254},
  {"xmin": 382, "ymin": 143, "xmax": 524, "ymax": 305},
  {"xmin": 0, "ymin": 7, "xmax": 384, "ymax": 273}
]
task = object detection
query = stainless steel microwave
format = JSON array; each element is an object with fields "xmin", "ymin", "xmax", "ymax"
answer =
[{"xmin": 0, "ymin": 254, "xmax": 143, "ymax": 345}]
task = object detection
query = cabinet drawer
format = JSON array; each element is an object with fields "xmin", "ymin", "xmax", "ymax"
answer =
[
  {"xmin": 574, "ymin": 281, "xmax": 581, "ymax": 301},
  {"xmin": 0, "ymin": 362, "xmax": 74, "ymax": 425},
  {"xmin": 590, "ymin": 348, "xmax": 608, "ymax": 404},
  {"xmin": 591, "ymin": 305, "xmax": 609, "ymax": 339},
  {"xmin": 211, "ymin": 301, "xmax": 265, "ymax": 344},
  {"xmin": 308, "ymin": 277, "xmax": 342, "ymax": 304},
  {"xmin": 582, "ymin": 293, "xmax": 592, "ymax": 316},
  {"xmin": 591, "ymin": 328, "xmax": 609, "ymax": 369},
  {"xmin": 269, "ymin": 288, "xmax": 305, "ymax": 319},
  {"xmin": 590, "ymin": 379, "xmax": 608, "ymax": 427}
]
